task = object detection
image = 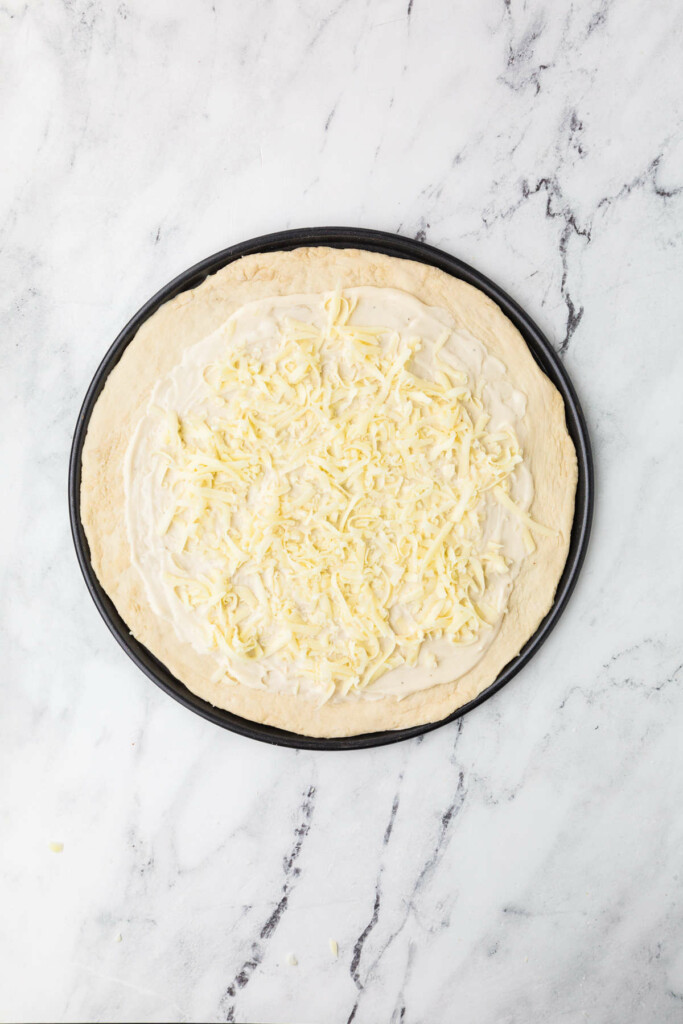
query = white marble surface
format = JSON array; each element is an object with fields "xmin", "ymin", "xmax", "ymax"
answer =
[{"xmin": 2, "ymin": 0, "xmax": 683, "ymax": 1021}]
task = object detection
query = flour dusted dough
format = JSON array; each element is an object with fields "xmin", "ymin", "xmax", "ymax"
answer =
[{"xmin": 81, "ymin": 248, "xmax": 577, "ymax": 737}]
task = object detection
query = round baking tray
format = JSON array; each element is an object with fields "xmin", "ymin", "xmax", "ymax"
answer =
[{"xmin": 69, "ymin": 227, "xmax": 593, "ymax": 750}]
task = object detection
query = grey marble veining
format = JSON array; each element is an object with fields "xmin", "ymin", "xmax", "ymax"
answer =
[{"xmin": 2, "ymin": 0, "xmax": 683, "ymax": 1021}]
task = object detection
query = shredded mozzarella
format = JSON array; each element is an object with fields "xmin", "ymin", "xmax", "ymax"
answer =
[{"xmin": 150, "ymin": 290, "xmax": 549, "ymax": 697}]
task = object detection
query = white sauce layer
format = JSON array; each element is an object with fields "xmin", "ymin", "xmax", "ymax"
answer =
[{"xmin": 125, "ymin": 287, "xmax": 533, "ymax": 703}]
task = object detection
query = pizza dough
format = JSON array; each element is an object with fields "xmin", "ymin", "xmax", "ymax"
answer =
[{"xmin": 81, "ymin": 247, "xmax": 577, "ymax": 737}]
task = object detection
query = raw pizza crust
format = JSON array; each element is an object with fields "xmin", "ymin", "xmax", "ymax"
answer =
[{"xmin": 81, "ymin": 247, "xmax": 577, "ymax": 737}]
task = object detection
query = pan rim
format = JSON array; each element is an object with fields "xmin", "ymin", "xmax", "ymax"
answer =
[{"xmin": 68, "ymin": 227, "xmax": 594, "ymax": 750}]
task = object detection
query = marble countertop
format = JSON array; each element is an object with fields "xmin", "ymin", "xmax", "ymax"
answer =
[{"xmin": 3, "ymin": 1, "xmax": 683, "ymax": 1021}]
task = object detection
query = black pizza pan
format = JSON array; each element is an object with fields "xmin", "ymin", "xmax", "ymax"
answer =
[{"xmin": 69, "ymin": 227, "xmax": 593, "ymax": 750}]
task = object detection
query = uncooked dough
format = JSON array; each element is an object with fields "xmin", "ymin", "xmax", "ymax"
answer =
[{"xmin": 80, "ymin": 248, "xmax": 577, "ymax": 737}]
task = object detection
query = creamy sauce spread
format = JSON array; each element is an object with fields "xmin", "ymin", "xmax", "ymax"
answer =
[{"xmin": 125, "ymin": 287, "xmax": 537, "ymax": 703}]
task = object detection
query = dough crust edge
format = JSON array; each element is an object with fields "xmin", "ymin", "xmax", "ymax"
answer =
[{"xmin": 80, "ymin": 247, "xmax": 578, "ymax": 737}]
